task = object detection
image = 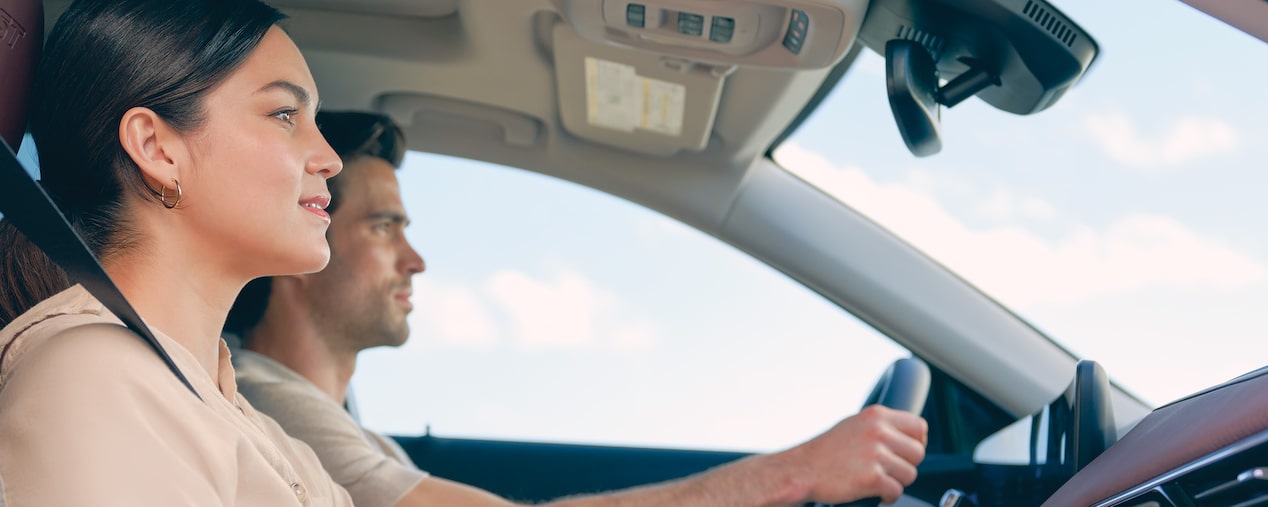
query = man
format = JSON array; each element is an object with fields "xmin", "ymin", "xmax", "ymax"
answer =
[{"xmin": 227, "ymin": 111, "xmax": 928, "ymax": 507}]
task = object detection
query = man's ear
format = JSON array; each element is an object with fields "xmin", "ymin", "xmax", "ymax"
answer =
[{"xmin": 118, "ymin": 107, "xmax": 187, "ymax": 185}]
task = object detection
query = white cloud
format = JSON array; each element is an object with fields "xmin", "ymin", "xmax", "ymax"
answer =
[
  {"xmin": 408, "ymin": 280, "xmax": 497, "ymax": 349},
  {"xmin": 776, "ymin": 143, "xmax": 1267, "ymax": 308},
  {"xmin": 408, "ymin": 270, "xmax": 662, "ymax": 351},
  {"xmin": 1083, "ymin": 111, "xmax": 1240, "ymax": 170},
  {"xmin": 487, "ymin": 270, "xmax": 608, "ymax": 348},
  {"xmin": 978, "ymin": 188, "xmax": 1057, "ymax": 222},
  {"xmin": 610, "ymin": 323, "xmax": 658, "ymax": 352}
]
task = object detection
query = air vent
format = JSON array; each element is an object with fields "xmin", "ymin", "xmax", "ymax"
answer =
[
  {"xmin": 1022, "ymin": 1, "xmax": 1078, "ymax": 47},
  {"xmin": 1189, "ymin": 467, "xmax": 1268, "ymax": 507},
  {"xmin": 895, "ymin": 25, "xmax": 946, "ymax": 60}
]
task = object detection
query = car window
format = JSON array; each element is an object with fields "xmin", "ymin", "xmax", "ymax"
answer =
[
  {"xmin": 0, "ymin": 135, "xmax": 41, "ymax": 223},
  {"xmin": 774, "ymin": 0, "xmax": 1268, "ymax": 408},
  {"xmin": 351, "ymin": 152, "xmax": 909, "ymax": 452}
]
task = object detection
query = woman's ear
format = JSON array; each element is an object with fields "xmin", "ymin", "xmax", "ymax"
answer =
[{"xmin": 119, "ymin": 107, "xmax": 186, "ymax": 184}]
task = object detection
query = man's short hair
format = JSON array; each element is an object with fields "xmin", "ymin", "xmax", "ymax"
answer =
[
  {"xmin": 223, "ymin": 111, "xmax": 406, "ymax": 339},
  {"xmin": 318, "ymin": 111, "xmax": 407, "ymax": 216}
]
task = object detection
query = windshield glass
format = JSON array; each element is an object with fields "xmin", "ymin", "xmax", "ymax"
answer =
[{"xmin": 775, "ymin": 0, "xmax": 1268, "ymax": 407}]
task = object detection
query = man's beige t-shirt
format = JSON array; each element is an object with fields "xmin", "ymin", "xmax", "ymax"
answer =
[
  {"xmin": 234, "ymin": 349, "xmax": 429, "ymax": 507},
  {"xmin": 0, "ymin": 285, "xmax": 354, "ymax": 507}
]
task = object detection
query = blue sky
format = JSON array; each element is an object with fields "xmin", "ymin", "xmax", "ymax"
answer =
[{"xmin": 352, "ymin": 0, "xmax": 1268, "ymax": 453}]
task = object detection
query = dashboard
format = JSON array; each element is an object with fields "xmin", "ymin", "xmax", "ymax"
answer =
[{"xmin": 1042, "ymin": 365, "xmax": 1268, "ymax": 506}]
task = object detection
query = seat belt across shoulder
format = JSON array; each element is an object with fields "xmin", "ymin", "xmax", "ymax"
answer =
[{"xmin": 0, "ymin": 138, "xmax": 201, "ymax": 400}]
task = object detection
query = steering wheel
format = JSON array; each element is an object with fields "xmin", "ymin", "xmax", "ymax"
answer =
[{"xmin": 817, "ymin": 358, "xmax": 932, "ymax": 507}]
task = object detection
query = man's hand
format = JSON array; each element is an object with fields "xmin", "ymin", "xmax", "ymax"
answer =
[{"xmin": 779, "ymin": 405, "xmax": 929, "ymax": 505}]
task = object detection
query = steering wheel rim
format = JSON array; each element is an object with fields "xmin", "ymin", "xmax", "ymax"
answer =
[{"xmin": 865, "ymin": 358, "xmax": 932, "ymax": 414}]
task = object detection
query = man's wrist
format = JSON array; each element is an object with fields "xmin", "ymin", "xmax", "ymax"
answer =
[{"xmin": 747, "ymin": 448, "xmax": 813, "ymax": 506}]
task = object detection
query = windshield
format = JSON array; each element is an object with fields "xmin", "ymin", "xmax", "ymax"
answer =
[{"xmin": 775, "ymin": 0, "xmax": 1268, "ymax": 407}]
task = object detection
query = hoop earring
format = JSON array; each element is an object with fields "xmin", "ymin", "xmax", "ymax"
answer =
[{"xmin": 161, "ymin": 178, "xmax": 182, "ymax": 209}]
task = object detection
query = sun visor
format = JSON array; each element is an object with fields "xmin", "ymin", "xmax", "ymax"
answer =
[{"xmin": 553, "ymin": 23, "xmax": 729, "ymax": 156}]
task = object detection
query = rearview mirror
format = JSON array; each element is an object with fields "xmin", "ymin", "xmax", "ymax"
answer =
[{"xmin": 885, "ymin": 39, "xmax": 941, "ymax": 157}]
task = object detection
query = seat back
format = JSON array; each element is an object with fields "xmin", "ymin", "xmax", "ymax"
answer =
[{"xmin": 0, "ymin": 0, "xmax": 41, "ymax": 150}]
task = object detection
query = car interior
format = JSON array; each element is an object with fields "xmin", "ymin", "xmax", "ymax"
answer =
[{"xmin": 2, "ymin": 0, "xmax": 1267, "ymax": 506}]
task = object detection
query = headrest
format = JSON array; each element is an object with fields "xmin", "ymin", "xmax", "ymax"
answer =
[{"xmin": 0, "ymin": 0, "xmax": 42, "ymax": 150}]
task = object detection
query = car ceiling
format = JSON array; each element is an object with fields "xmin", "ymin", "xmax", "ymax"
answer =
[
  {"xmin": 45, "ymin": 0, "xmax": 849, "ymax": 233},
  {"xmin": 1181, "ymin": 0, "xmax": 1268, "ymax": 44}
]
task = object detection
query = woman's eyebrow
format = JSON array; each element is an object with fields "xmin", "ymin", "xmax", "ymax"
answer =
[{"xmin": 255, "ymin": 80, "xmax": 314, "ymax": 107}]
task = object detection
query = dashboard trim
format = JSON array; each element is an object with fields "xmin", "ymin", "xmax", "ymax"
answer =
[{"xmin": 1089, "ymin": 429, "xmax": 1268, "ymax": 507}]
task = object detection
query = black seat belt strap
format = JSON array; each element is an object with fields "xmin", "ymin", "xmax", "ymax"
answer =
[{"xmin": 0, "ymin": 138, "xmax": 201, "ymax": 400}]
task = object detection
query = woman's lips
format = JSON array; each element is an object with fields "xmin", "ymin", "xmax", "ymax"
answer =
[{"xmin": 300, "ymin": 195, "xmax": 331, "ymax": 221}]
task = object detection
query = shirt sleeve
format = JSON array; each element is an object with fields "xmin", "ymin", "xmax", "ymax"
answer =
[
  {"xmin": 238, "ymin": 376, "xmax": 429, "ymax": 507},
  {"xmin": 0, "ymin": 324, "xmax": 240, "ymax": 507}
]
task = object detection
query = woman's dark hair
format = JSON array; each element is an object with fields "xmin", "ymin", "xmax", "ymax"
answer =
[
  {"xmin": 0, "ymin": 219, "xmax": 70, "ymax": 326},
  {"xmin": 0, "ymin": 0, "xmax": 286, "ymax": 328},
  {"xmin": 223, "ymin": 111, "xmax": 406, "ymax": 340}
]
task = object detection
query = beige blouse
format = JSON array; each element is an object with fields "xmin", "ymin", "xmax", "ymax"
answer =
[{"xmin": 0, "ymin": 285, "xmax": 354, "ymax": 506}]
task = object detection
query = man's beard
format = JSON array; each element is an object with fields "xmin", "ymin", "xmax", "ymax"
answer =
[{"xmin": 315, "ymin": 286, "xmax": 410, "ymax": 352}]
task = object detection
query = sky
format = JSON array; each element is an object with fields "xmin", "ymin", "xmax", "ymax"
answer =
[{"xmin": 349, "ymin": 0, "xmax": 1268, "ymax": 454}]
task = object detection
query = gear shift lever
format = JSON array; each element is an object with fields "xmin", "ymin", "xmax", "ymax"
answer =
[{"xmin": 939, "ymin": 489, "xmax": 977, "ymax": 507}]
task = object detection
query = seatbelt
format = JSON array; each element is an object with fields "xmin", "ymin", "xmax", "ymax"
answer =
[{"xmin": 0, "ymin": 137, "xmax": 201, "ymax": 400}]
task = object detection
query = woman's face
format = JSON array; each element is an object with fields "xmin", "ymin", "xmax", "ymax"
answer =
[{"xmin": 179, "ymin": 27, "xmax": 342, "ymax": 279}]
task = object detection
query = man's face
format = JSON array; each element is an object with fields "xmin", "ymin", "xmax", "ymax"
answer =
[{"xmin": 304, "ymin": 157, "xmax": 424, "ymax": 352}]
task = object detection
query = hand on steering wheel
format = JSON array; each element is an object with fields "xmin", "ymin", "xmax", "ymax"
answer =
[{"xmin": 814, "ymin": 358, "xmax": 931, "ymax": 507}]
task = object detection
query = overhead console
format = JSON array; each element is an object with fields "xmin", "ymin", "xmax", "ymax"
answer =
[
  {"xmin": 550, "ymin": 0, "xmax": 868, "ymax": 157},
  {"xmin": 555, "ymin": 0, "xmax": 870, "ymax": 70}
]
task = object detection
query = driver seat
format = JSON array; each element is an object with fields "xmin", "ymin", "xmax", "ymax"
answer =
[{"xmin": 0, "ymin": 0, "xmax": 41, "ymax": 150}]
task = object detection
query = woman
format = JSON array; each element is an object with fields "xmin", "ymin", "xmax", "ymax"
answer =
[{"xmin": 0, "ymin": 0, "xmax": 354, "ymax": 504}]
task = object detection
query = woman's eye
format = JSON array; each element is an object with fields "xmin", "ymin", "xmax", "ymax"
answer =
[{"xmin": 271, "ymin": 109, "xmax": 298, "ymax": 126}]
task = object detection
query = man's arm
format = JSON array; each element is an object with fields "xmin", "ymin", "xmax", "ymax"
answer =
[{"xmin": 394, "ymin": 405, "xmax": 928, "ymax": 507}]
